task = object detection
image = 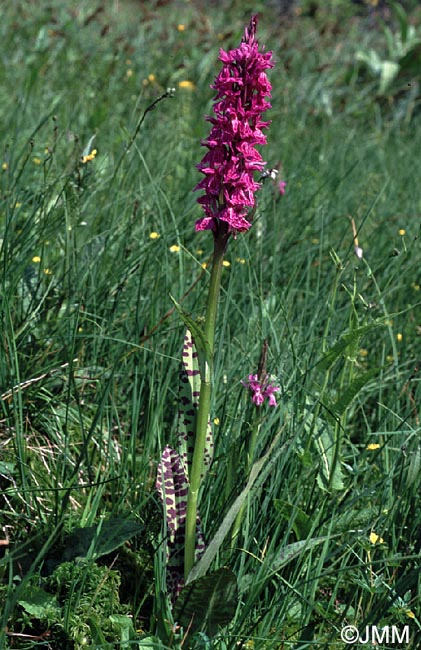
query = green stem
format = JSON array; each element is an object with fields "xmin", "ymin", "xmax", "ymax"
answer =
[
  {"xmin": 184, "ymin": 235, "xmax": 226, "ymax": 580},
  {"xmin": 230, "ymin": 416, "xmax": 261, "ymax": 549}
]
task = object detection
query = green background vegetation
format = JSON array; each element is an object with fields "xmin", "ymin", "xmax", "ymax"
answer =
[{"xmin": 1, "ymin": 1, "xmax": 420, "ymax": 648}]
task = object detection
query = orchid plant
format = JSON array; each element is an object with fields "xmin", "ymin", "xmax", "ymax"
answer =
[{"xmin": 156, "ymin": 15, "xmax": 280, "ymax": 640}]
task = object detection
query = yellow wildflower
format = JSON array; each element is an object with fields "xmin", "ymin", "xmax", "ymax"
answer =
[
  {"xmin": 126, "ymin": 69, "xmax": 134, "ymax": 78},
  {"xmin": 169, "ymin": 244, "xmax": 180, "ymax": 253},
  {"xmin": 222, "ymin": 260, "xmax": 231, "ymax": 267},
  {"xmin": 369, "ymin": 531, "xmax": 384, "ymax": 545},
  {"xmin": 406, "ymin": 610, "xmax": 415, "ymax": 619},
  {"xmin": 359, "ymin": 348, "xmax": 368, "ymax": 358},
  {"xmin": 177, "ymin": 24, "xmax": 185, "ymax": 32},
  {"xmin": 213, "ymin": 417, "xmax": 220, "ymax": 425},
  {"xmin": 396, "ymin": 332, "xmax": 403, "ymax": 342},
  {"xmin": 81, "ymin": 149, "xmax": 97, "ymax": 164},
  {"xmin": 178, "ymin": 80, "xmax": 195, "ymax": 90},
  {"xmin": 2, "ymin": 162, "xmax": 8, "ymax": 171},
  {"xmin": 366, "ymin": 443, "xmax": 380, "ymax": 451},
  {"xmin": 32, "ymin": 256, "xmax": 41, "ymax": 263},
  {"xmin": 148, "ymin": 74, "xmax": 156, "ymax": 82},
  {"xmin": 32, "ymin": 157, "xmax": 42, "ymax": 165},
  {"xmin": 398, "ymin": 228, "xmax": 406, "ymax": 236},
  {"xmin": 149, "ymin": 232, "xmax": 160, "ymax": 240},
  {"xmin": 236, "ymin": 257, "xmax": 246, "ymax": 264},
  {"xmin": 43, "ymin": 268, "xmax": 52, "ymax": 275},
  {"xmin": 201, "ymin": 262, "xmax": 208, "ymax": 269}
]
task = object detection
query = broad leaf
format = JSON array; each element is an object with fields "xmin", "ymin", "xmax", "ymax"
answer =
[
  {"xmin": 274, "ymin": 500, "xmax": 311, "ymax": 540},
  {"xmin": 326, "ymin": 367, "xmax": 379, "ymax": 423},
  {"xmin": 174, "ymin": 567, "xmax": 238, "ymax": 638},
  {"xmin": 316, "ymin": 323, "xmax": 383, "ymax": 371},
  {"xmin": 302, "ymin": 400, "xmax": 344, "ymax": 492},
  {"xmin": 18, "ymin": 585, "xmax": 61, "ymax": 619},
  {"xmin": 313, "ymin": 421, "xmax": 344, "ymax": 492},
  {"xmin": 63, "ymin": 518, "xmax": 145, "ymax": 562},
  {"xmin": 271, "ymin": 537, "xmax": 333, "ymax": 573}
]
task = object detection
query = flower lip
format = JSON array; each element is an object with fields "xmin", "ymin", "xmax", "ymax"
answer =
[{"xmin": 242, "ymin": 372, "xmax": 280, "ymax": 407}]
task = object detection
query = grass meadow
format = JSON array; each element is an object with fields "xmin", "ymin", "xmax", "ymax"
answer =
[{"xmin": 1, "ymin": 1, "xmax": 420, "ymax": 648}]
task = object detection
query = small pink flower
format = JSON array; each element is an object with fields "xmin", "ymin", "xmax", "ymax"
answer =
[
  {"xmin": 194, "ymin": 15, "xmax": 274, "ymax": 238},
  {"xmin": 242, "ymin": 373, "xmax": 280, "ymax": 407},
  {"xmin": 278, "ymin": 180, "xmax": 286, "ymax": 195}
]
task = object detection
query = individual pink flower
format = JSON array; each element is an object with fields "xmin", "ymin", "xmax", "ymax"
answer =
[
  {"xmin": 242, "ymin": 373, "xmax": 280, "ymax": 407},
  {"xmin": 194, "ymin": 15, "xmax": 274, "ymax": 238},
  {"xmin": 278, "ymin": 180, "xmax": 287, "ymax": 195}
]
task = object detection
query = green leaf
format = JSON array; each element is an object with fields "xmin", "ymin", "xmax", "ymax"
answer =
[
  {"xmin": 332, "ymin": 506, "xmax": 378, "ymax": 534},
  {"xmin": 398, "ymin": 44, "xmax": 421, "ymax": 75},
  {"xmin": 406, "ymin": 446, "xmax": 420, "ymax": 489},
  {"xmin": 273, "ymin": 500, "xmax": 311, "ymax": 540},
  {"xmin": 63, "ymin": 518, "xmax": 144, "ymax": 562},
  {"xmin": 379, "ymin": 60, "xmax": 400, "ymax": 94},
  {"xmin": 326, "ymin": 367, "xmax": 380, "ymax": 422},
  {"xmin": 87, "ymin": 614, "xmax": 113, "ymax": 648},
  {"xmin": 316, "ymin": 323, "xmax": 383, "ymax": 371},
  {"xmin": 302, "ymin": 399, "xmax": 344, "ymax": 492},
  {"xmin": 356, "ymin": 49, "xmax": 382, "ymax": 74},
  {"xmin": 174, "ymin": 567, "xmax": 238, "ymax": 638},
  {"xmin": 313, "ymin": 423, "xmax": 344, "ymax": 492},
  {"xmin": 109, "ymin": 614, "xmax": 137, "ymax": 648},
  {"xmin": 169, "ymin": 295, "xmax": 212, "ymax": 381},
  {"xmin": 270, "ymin": 537, "xmax": 333, "ymax": 573},
  {"xmin": 18, "ymin": 586, "xmax": 61, "ymax": 619},
  {"xmin": 391, "ymin": 1, "xmax": 409, "ymax": 44},
  {"xmin": 188, "ymin": 431, "xmax": 285, "ymax": 582},
  {"xmin": 0, "ymin": 460, "xmax": 15, "ymax": 477},
  {"xmin": 137, "ymin": 637, "xmax": 166, "ymax": 649}
]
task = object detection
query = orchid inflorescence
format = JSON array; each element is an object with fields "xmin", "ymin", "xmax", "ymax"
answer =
[{"xmin": 194, "ymin": 16, "xmax": 274, "ymax": 237}]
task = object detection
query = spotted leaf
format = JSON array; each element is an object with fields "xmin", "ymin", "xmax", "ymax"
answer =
[
  {"xmin": 177, "ymin": 329, "xmax": 213, "ymax": 479},
  {"xmin": 156, "ymin": 445, "xmax": 206, "ymax": 601}
]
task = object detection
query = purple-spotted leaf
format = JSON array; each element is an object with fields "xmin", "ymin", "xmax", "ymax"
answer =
[
  {"xmin": 156, "ymin": 445, "xmax": 206, "ymax": 601},
  {"xmin": 156, "ymin": 445, "xmax": 189, "ymax": 539},
  {"xmin": 177, "ymin": 329, "xmax": 213, "ymax": 478}
]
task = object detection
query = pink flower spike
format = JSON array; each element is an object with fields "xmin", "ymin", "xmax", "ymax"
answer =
[
  {"xmin": 194, "ymin": 15, "xmax": 274, "ymax": 239},
  {"xmin": 278, "ymin": 180, "xmax": 287, "ymax": 195},
  {"xmin": 242, "ymin": 372, "xmax": 280, "ymax": 407}
]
